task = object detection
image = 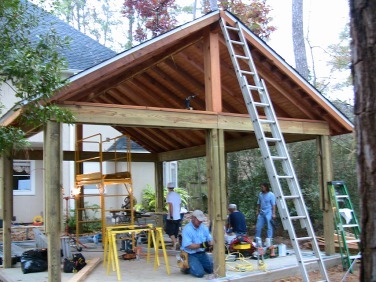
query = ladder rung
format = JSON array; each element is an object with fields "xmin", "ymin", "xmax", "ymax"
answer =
[
  {"xmin": 339, "ymin": 208, "xmax": 353, "ymax": 213},
  {"xmin": 349, "ymin": 254, "xmax": 361, "ymax": 260},
  {"xmin": 277, "ymin": 175, "xmax": 294, "ymax": 179},
  {"xmin": 336, "ymin": 195, "xmax": 349, "ymax": 198},
  {"xmin": 229, "ymin": 40, "xmax": 244, "ymax": 46},
  {"xmin": 265, "ymin": 137, "xmax": 281, "ymax": 143},
  {"xmin": 225, "ymin": 25, "xmax": 239, "ymax": 31},
  {"xmin": 284, "ymin": 195, "xmax": 300, "ymax": 200},
  {"xmin": 259, "ymin": 119, "xmax": 275, "ymax": 124},
  {"xmin": 271, "ymin": 156, "xmax": 287, "ymax": 161},
  {"xmin": 235, "ymin": 54, "xmax": 249, "ymax": 60},
  {"xmin": 290, "ymin": 215, "xmax": 307, "ymax": 220},
  {"xmin": 247, "ymin": 85, "xmax": 264, "ymax": 91},
  {"xmin": 253, "ymin": 101, "xmax": 269, "ymax": 107},
  {"xmin": 301, "ymin": 257, "xmax": 320, "ymax": 264},
  {"xmin": 346, "ymin": 239, "xmax": 361, "ymax": 244},
  {"xmin": 342, "ymin": 224, "xmax": 359, "ymax": 228},
  {"xmin": 295, "ymin": 236, "xmax": 313, "ymax": 241},
  {"xmin": 240, "ymin": 70, "xmax": 255, "ymax": 75}
]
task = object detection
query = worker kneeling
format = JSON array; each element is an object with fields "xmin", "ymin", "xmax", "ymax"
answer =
[{"xmin": 179, "ymin": 210, "xmax": 214, "ymax": 278}]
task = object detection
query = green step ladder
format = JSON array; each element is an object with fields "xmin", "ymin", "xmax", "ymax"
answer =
[{"xmin": 327, "ymin": 181, "xmax": 361, "ymax": 272}]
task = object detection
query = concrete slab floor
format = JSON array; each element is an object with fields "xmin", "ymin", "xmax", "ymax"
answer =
[{"xmin": 0, "ymin": 246, "xmax": 341, "ymax": 282}]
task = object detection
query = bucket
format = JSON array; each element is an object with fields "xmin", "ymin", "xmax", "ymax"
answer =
[{"xmin": 278, "ymin": 243, "xmax": 286, "ymax": 257}]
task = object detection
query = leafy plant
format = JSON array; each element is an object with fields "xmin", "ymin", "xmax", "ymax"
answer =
[{"xmin": 137, "ymin": 184, "xmax": 190, "ymax": 212}]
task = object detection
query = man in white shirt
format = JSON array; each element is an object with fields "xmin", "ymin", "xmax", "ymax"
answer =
[{"xmin": 166, "ymin": 182, "xmax": 182, "ymax": 249}]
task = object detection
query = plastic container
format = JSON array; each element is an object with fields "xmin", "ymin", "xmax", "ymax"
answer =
[{"xmin": 278, "ymin": 243, "xmax": 286, "ymax": 256}]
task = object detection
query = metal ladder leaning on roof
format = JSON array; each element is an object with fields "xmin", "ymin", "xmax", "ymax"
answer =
[
  {"xmin": 219, "ymin": 17, "xmax": 329, "ymax": 282},
  {"xmin": 327, "ymin": 181, "xmax": 361, "ymax": 272}
]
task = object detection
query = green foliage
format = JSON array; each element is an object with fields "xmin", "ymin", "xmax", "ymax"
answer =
[
  {"xmin": 137, "ymin": 184, "xmax": 190, "ymax": 212},
  {"xmin": 0, "ymin": 0, "xmax": 74, "ymax": 155}
]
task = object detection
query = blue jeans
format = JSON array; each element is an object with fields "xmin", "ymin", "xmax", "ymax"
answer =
[
  {"xmin": 255, "ymin": 212, "xmax": 273, "ymax": 238},
  {"xmin": 188, "ymin": 252, "xmax": 213, "ymax": 278}
]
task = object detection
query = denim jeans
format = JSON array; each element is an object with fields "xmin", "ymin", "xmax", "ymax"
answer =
[
  {"xmin": 188, "ymin": 252, "xmax": 213, "ymax": 278},
  {"xmin": 255, "ymin": 212, "xmax": 273, "ymax": 238}
]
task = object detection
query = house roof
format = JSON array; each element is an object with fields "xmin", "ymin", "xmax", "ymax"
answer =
[
  {"xmin": 26, "ymin": 0, "xmax": 116, "ymax": 71},
  {"xmin": 3, "ymin": 10, "xmax": 353, "ymax": 159}
]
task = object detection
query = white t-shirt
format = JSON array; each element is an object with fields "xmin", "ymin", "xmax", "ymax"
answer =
[{"xmin": 166, "ymin": 191, "xmax": 181, "ymax": 220}]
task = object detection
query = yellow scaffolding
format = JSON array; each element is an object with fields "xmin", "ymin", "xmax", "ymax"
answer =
[{"xmin": 73, "ymin": 134, "xmax": 134, "ymax": 244}]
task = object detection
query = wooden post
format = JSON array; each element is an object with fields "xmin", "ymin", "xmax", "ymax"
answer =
[
  {"xmin": 316, "ymin": 135, "xmax": 335, "ymax": 255},
  {"xmin": 0, "ymin": 153, "xmax": 13, "ymax": 268},
  {"xmin": 155, "ymin": 161, "xmax": 164, "ymax": 228},
  {"xmin": 204, "ymin": 30, "xmax": 222, "ymax": 112},
  {"xmin": 206, "ymin": 129, "xmax": 226, "ymax": 277},
  {"xmin": 44, "ymin": 121, "xmax": 62, "ymax": 282}
]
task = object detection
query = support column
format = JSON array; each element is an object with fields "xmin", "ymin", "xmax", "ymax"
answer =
[
  {"xmin": 206, "ymin": 129, "xmax": 226, "ymax": 277},
  {"xmin": 44, "ymin": 121, "xmax": 62, "ymax": 282},
  {"xmin": 155, "ymin": 161, "xmax": 164, "ymax": 228},
  {"xmin": 204, "ymin": 30, "xmax": 222, "ymax": 112},
  {"xmin": 0, "ymin": 153, "xmax": 13, "ymax": 268},
  {"xmin": 317, "ymin": 135, "xmax": 335, "ymax": 255}
]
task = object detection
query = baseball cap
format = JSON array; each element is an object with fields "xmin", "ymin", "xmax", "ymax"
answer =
[
  {"xmin": 191, "ymin": 210, "xmax": 206, "ymax": 221},
  {"xmin": 228, "ymin": 204, "xmax": 237, "ymax": 209},
  {"xmin": 167, "ymin": 182, "xmax": 175, "ymax": 189}
]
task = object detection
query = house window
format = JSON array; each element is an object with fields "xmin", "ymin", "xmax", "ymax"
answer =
[{"xmin": 13, "ymin": 161, "xmax": 35, "ymax": 195}]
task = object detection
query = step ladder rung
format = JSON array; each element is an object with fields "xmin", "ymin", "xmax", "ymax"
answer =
[
  {"xmin": 346, "ymin": 239, "xmax": 360, "ymax": 244},
  {"xmin": 235, "ymin": 54, "xmax": 249, "ymax": 60},
  {"xmin": 284, "ymin": 195, "xmax": 300, "ymax": 200},
  {"xmin": 349, "ymin": 254, "xmax": 361, "ymax": 260},
  {"xmin": 229, "ymin": 40, "xmax": 244, "ymax": 45},
  {"xmin": 290, "ymin": 215, "xmax": 307, "ymax": 220},
  {"xmin": 339, "ymin": 208, "xmax": 353, "ymax": 213},
  {"xmin": 225, "ymin": 25, "xmax": 239, "ymax": 31},
  {"xmin": 336, "ymin": 195, "xmax": 349, "ymax": 198},
  {"xmin": 342, "ymin": 224, "xmax": 359, "ymax": 228}
]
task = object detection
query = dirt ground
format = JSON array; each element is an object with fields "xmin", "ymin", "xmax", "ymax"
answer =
[{"xmin": 273, "ymin": 262, "xmax": 360, "ymax": 282}]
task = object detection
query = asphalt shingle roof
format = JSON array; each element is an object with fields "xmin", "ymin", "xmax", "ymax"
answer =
[{"xmin": 26, "ymin": 0, "xmax": 117, "ymax": 71}]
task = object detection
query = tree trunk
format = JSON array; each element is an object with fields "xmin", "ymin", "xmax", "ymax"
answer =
[
  {"xmin": 350, "ymin": 0, "xmax": 376, "ymax": 281},
  {"xmin": 292, "ymin": 0, "xmax": 309, "ymax": 80}
]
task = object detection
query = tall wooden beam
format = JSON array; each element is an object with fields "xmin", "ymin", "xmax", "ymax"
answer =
[
  {"xmin": 204, "ymin": 31, "xmax": 222, "ymax": 112},
  {"xmin": 206, "ymin": 129, "xmax": 226, "ymax": 277},
  {"xmin": 0, "ymin": 153, "xmax": 13, "ymax": 268},
  {"xmin": 44, "ymin": 121, "xmax": 62, "ymax": 281},
  {"xmin": 154, "ymin": 161, "xmax": 164, "ymax": 228},
  {"xmin": 316, "ymin": 135, "xmax": 335, "ymax": 255}
]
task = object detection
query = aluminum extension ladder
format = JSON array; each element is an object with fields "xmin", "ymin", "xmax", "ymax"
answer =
[
  {"xmin": 327, "ymin": 181, "xmax": 361, "ymax": 272},
  {"xmin": 220, "ymin": 17, "xmax": 329, "ymax": 282}
]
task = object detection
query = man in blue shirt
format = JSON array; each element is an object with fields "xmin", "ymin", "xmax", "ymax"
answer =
[
  {"xmin": 226, "ymin": 204, "xmax": 247, "ymax": 235},
  {"xmin": 181, "ymin": 210, "xmax": 214, "ymax": 278},
  {"xmin": 255, "ymin": 183, "xmax": 277, "ymax": 246}
]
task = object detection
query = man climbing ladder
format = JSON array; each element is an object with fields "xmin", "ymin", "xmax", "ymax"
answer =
[{"xmin": 219, "ymin": 14, "xmax": 329, "ymax": 282}]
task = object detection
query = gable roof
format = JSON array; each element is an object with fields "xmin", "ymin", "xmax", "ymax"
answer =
[
  {"xmin": 26, "ymin": 0, "xmax": 116, "ymax": 71},
  {"xmin": 3, "ymin": 10, "xmax": 353, "ymax": 158}
]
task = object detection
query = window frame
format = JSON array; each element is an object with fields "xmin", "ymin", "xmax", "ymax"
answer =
[{"xmin": 13, "ymin": 160, "xmax": 35, "ymax": 196}]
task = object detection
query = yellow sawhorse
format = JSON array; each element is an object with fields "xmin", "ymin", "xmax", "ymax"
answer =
[
  {"xmin": 103, "ymin": 224, "xmax": 153, "ymax": 270},
  {"xmin": 105, "ymin": 225, "xmax": 170, "ymax": 280}
]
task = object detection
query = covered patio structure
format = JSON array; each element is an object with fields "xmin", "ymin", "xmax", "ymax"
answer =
[{"xmin": 0, "ymin": 10, "xmax": 352, "ymax": 281}]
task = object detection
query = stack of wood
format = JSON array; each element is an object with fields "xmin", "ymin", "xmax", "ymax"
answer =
[{"xmin": 315, "ymin": 233, "xmax": 359, "ymax": 254}]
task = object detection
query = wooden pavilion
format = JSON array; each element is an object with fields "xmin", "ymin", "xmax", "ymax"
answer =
[{"xmin": 0, "ymin": 10, "xmax": 352, "ymax": 281}]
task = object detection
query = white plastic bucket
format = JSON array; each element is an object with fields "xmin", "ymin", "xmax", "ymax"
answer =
[{"xmin": 278, "ymin": 243, "xmax": 287, "ymax": 256}]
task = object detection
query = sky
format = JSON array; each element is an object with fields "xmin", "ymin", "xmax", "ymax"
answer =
[{"xmin": 266, "ymin": 0, "xmax": 353, "ymax": 103}]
